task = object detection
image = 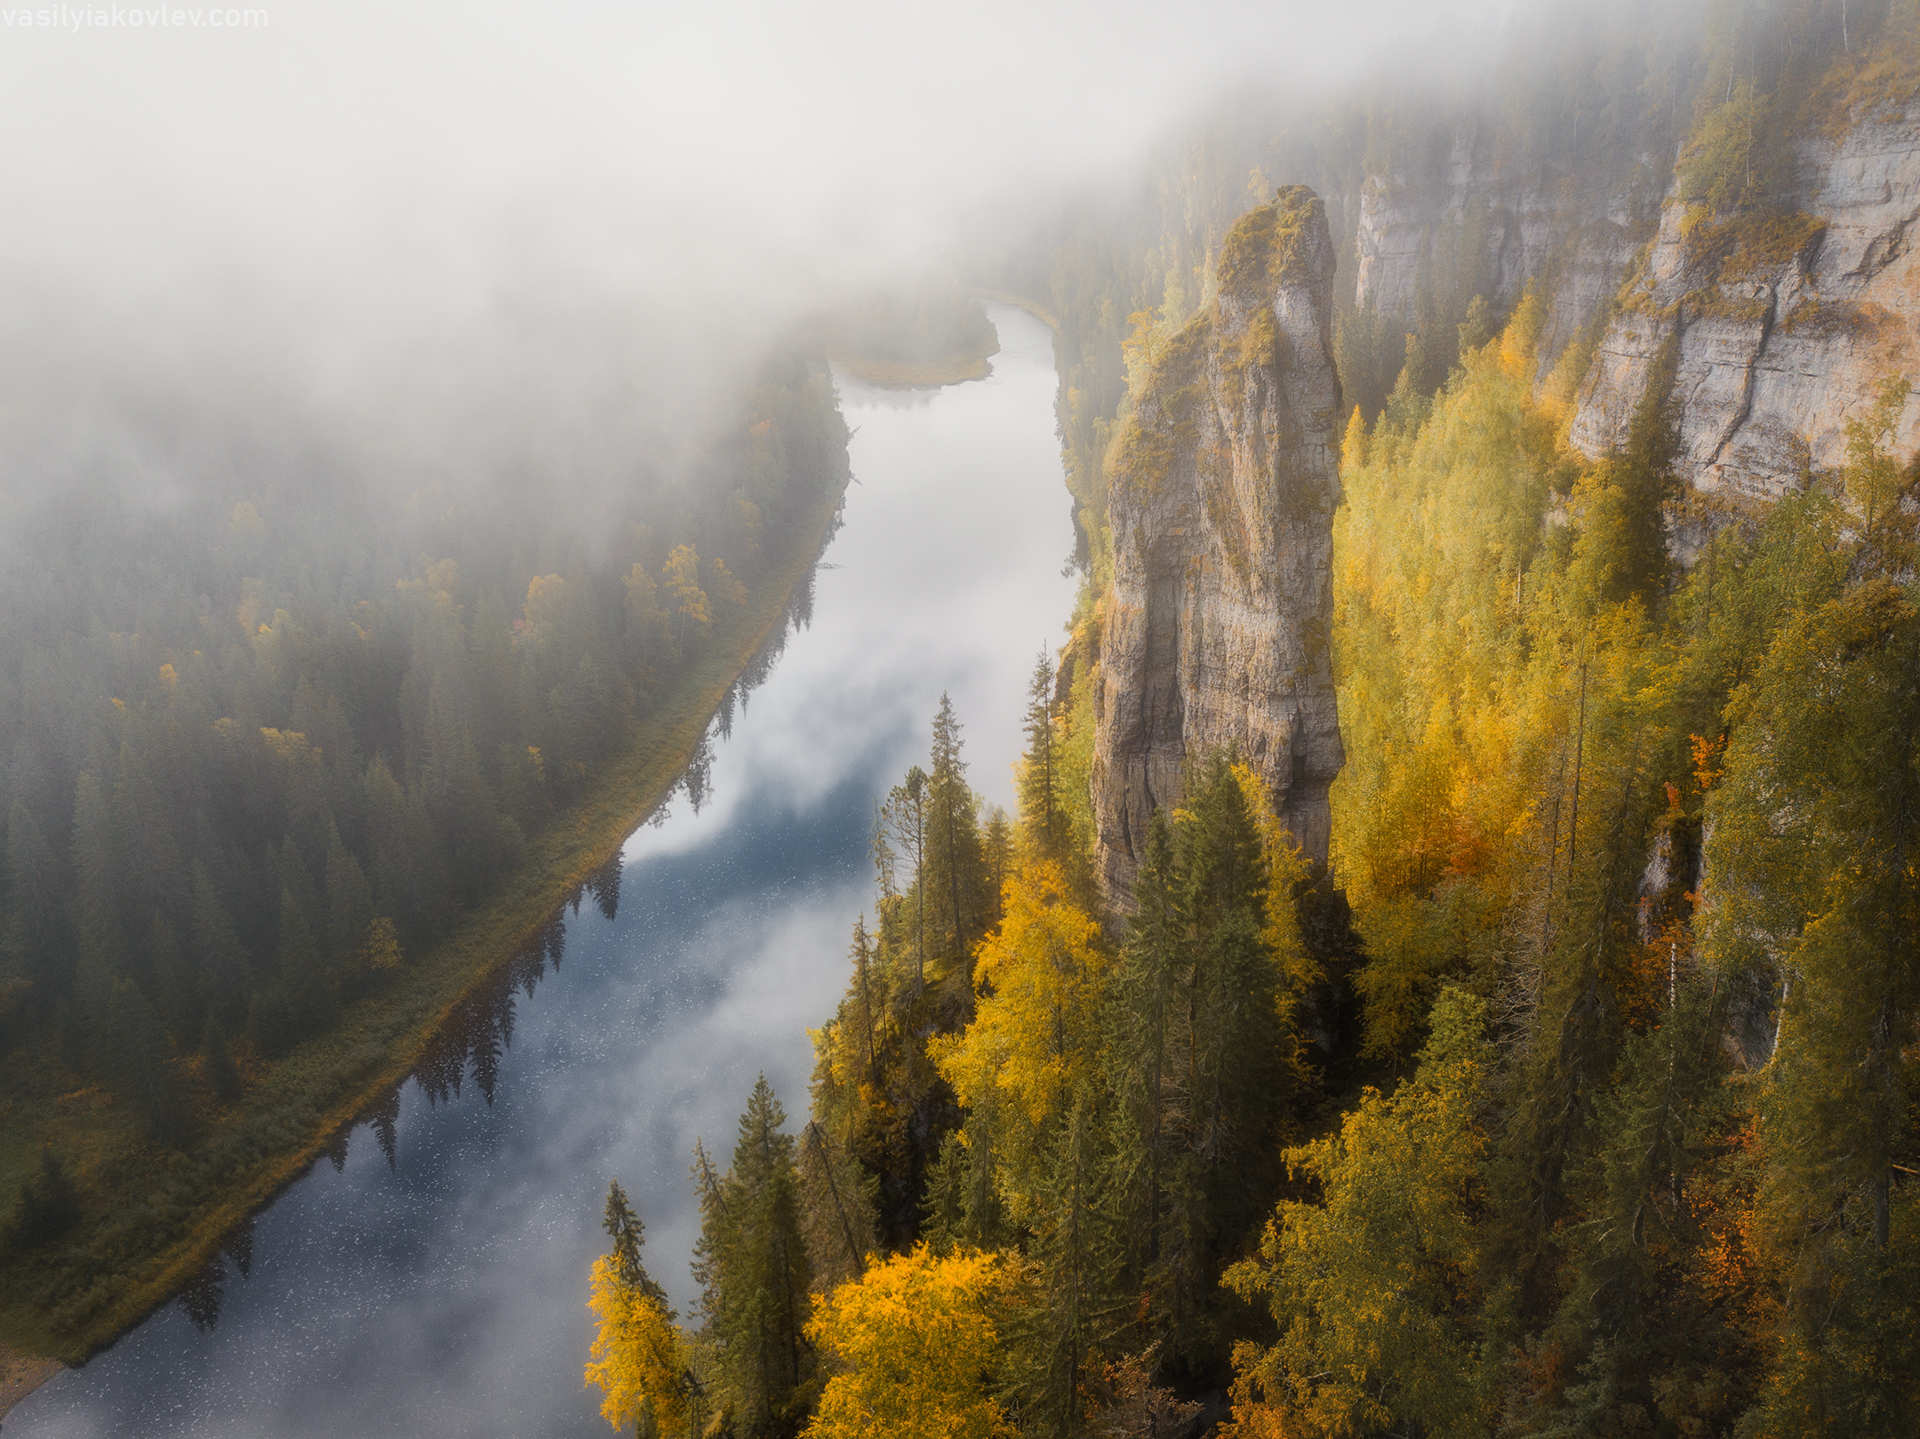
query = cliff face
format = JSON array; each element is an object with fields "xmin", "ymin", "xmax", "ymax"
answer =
[
  {"xmin": 1091, "ymin": 187, "xmax": 1345, "ymax": 914},
  {"xmin": 1351, "ymin": 130, "xmax": 1664, "ymax": 383},
  {"xmin": 1570, "ymin": 109, "xmax": 1920, "ymax": 530}
]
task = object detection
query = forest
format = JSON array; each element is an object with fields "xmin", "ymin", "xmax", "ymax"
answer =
[
  {"xmin": 0, "ymin": 351, "xmax": 853, "ymax": 1354},
  {"xmin": 583, "ymin": 3, "xmax": 1919, "ymax": 1436}
]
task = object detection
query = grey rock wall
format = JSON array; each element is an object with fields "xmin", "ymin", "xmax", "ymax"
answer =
[
  {"xmin": 1351, "ymin": 132, "xmax": 1662, "ymax": 377},
  {"xmin": 1570, "ymin": 110, "xmax": 1920, "ymax": 520},
  {"xmin": 1091, "ymin": 187, "xmax": 1345, "ymax": 915}
]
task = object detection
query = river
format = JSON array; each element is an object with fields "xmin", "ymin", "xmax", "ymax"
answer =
[{"xmin": 9, "ymin": 303, "xmax": 1077, "ymax": 1438}]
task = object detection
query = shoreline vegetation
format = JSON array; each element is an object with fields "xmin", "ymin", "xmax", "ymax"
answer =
[
  {"xmin": 802, "ymin": 289, "xmax": 1002, "ymax": 389},
  {"xmin": 823, "ymin": 334, "xmax": 1000, "ymax": 389},
  {"xmin": 0, "ymin": 458, "xmax": 852, "ymax": 1390}
]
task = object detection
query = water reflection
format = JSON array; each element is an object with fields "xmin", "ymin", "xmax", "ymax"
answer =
[{"xmin": 11, "ymin": 304, "xmax": 1075, "ymax": 1437}]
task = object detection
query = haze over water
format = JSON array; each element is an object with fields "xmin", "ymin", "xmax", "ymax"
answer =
[{"xmin": 9, "ymin": 304, "xmax": 1076, "ymax": 1438}]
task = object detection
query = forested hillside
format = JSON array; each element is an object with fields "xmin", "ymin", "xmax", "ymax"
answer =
[
  {"xmin": 0, "ymin": 353, "xmax": 851, "ymax": 1353},
  {"xmin": 587, "ymin": 275, "xmax": 1918, "ymax": 1439},
  {"xmin": 584, "ymin": 3, "xmax": 1919, "ymax": 1435}
]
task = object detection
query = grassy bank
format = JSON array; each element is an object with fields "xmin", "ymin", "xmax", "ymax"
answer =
[
  {"xmin": 824, "ymin": 330, "xmax": 1002, "ymax": 389},
  {"xmin": 825, "ymin": 342, "xmax": 998, "ymax": 388},
  {"xmin": 0, "ymin": 472, "xmax": 850, "ymax": 1371}
]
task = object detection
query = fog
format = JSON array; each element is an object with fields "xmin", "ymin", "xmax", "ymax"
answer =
[{"xmin": 0, "ymin": 0, "xmax": 1514, "ymax": 529}]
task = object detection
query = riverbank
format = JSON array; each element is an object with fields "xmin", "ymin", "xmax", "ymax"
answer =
[
  {"xmin": 0, "ymin": 468, "xmax": 851, "ymax": 1380},
  {"xmin": 971, "ymin": 289, "xmax": 1061, "ymax": 335},
  {"xmin": 823, "ymin": 330, "xmax": 1000, "ymax": 388}
]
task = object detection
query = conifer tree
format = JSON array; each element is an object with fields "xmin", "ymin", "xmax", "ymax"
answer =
[
  {"xmin": 1017, "ymin": 653, "xmax": 1066, "ymax": 863},
  {"xmin": 1223, "ymin": 989, "xmax": 1494, "ymax": 1439},
  {"xmin": 190, "ymin": 861, "xmax": 249, "ymax": 1027},
  {"xmin": 693, "ymin": 1077, "xmax": 813, "ymax": 1435},
  {"xmin": 878, "ymin": 768, "xmax": 928, "ymax": 989},
  {"xmin": 4, "ymin": 1150, "xmax": 80, "ymax": 1251},
  {"xmin": 798, "ymin": 1119, "xmax": 878, "ymax": 1296},
  {"xmin": 588, "ymin": 1179, "xmax": 689, "ymax": 1438},
  {"xmin": 925, "ymin": 694, "xmax": 987, "ymax": 999},
  {"xmin": 1003, "ymin": 1097, "xmax": 1109, "ymax": 1439}
]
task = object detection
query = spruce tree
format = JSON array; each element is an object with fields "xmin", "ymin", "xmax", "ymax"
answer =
[
  {"xmin": 603, "ymin": 1178, "xmax": 672, "ymax": 1312},
  {"xmin": 925, "ymin": 694, "xmax": 987, "ymax": 994},
  {"xmin": 694, "ymin": 1077, "xmax": 813, "ymax": 1435},
  {"xmin": 1017, "ymin": 652, "xmax": 1065, "ymax": 862}
]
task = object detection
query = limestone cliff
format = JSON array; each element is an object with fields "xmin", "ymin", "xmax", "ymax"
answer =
[
  {"xmin": 1352, "ymin": 133, "xmax": 1662, "ymax": 383},
  {"xmin": 1090, "ymin": 187, "xmax": 1345, "ymax": 914},
  {"xmin": 1569, "ymin": 109, "xmax": 1920, "ymax": 539}
]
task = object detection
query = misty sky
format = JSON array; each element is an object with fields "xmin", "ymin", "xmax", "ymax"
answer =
[{"xmin": 0, "ymin": 0, "xmax": 1514, "ymax": 519}]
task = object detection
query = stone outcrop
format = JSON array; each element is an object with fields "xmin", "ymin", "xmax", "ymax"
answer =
[
  {"xmin": 1570, "ymin": 109, "xmax": 1920, "ymax": 527},
  {"xmin": 1090, "ymin": 187, "xmax": 1345, "ymax": 914}
]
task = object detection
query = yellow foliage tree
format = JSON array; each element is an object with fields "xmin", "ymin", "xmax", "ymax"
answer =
[
  {"xmin": 804, "ymin": 1244, "xmax": 1011, "ymax": 1439},
  {"xmin": 661, "ymin": 544, "xmax": 711, "ymax": 652},
  {"xmin": 585, "ymin": 1253, "xmax": 689, "ymax": 1436},
  {"xmin": 929, "ymin": 859, "xmax": 1106, "ymax": 1216}
]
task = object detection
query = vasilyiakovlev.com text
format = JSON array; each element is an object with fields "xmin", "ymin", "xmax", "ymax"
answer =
[{"xmin": 3, "ymin": 4, "xmax": 266, "ymax": 27}]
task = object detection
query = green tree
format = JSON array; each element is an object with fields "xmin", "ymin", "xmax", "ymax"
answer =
[
  {"xmin": 693, "ymin": 1076, "xmax": 813, "ymax": 1435},
  {"xmin": 1704, "ymin": 579, "xmax": 1920, "ymax": 1431},
  {"xmin": 1223, "ymin": 989, "xmax": 1494, "ymax": 1439},
  {"xmin": 925, "ymin": 694, "xmax": 988, "ymax": 1004},
  {"xmin": 1017, "ymin": 653, "xmax": 1067, "ymax": 864}
]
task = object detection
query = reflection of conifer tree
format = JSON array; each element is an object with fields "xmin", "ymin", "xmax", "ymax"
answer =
[
  {"xmin": 223, "ymin": 1215, "xmax": 255, "ymax": 1279},
  {"xmin": 587, "ymin": 852, "xmax": 622, "ymax": 922},
  {"xmin": 470, "ymin": 998, "xmax": 504, "ymax": 1106},
  {"xmin": 176, "ymin": 1254, "xmax": 225, "ymax": 1332},
  {"xmin": 366, "ymin": 1085, "xmax": 402, "ymax": 1170}
]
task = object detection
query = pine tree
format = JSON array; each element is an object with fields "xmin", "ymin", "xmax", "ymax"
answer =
[
  {"xmin": 190, "ymin": 861, "xmax": 250, "ymax": 1028},
  {"xmin": 798, "ymin": 1119, "xmax": 878, "ymax": 1295},
  {"xmin": 1017, "ymin": 653, "xmax": 1066, "ymax": 863},
  {"xmin": 604, "ymin": 1179, "xmax": 672, "ymax": 1310},
  {"xmin": 1003, "ymin": 1097, "xmax": 1109, "ymax": 1439},
  {"xmin": 693, "ymin": 1077, "xmax": 812, "ymax": 1435},
  {"xmin": 1101, "ymin": 811, "xmax": 1180, "ymax": 1313},
  {"xmin": 925, "ymin": 695, "xmax": 987, "ymax": 999},
  {"xmin": 4, "ymin": 1150, "xmax": 80, "ymax": 1251},
  {"xmin": 878, "ymin": 768, "xmax": 928, "ymax": 990},
  {"xmin": 324, "ymin": 823, "xmax": 376, "ymax": 976}
]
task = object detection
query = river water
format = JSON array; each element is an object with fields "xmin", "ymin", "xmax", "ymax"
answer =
[{"xmin": 11, "ymin": 303, "xmax": 1077, "ymax": 1438}]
